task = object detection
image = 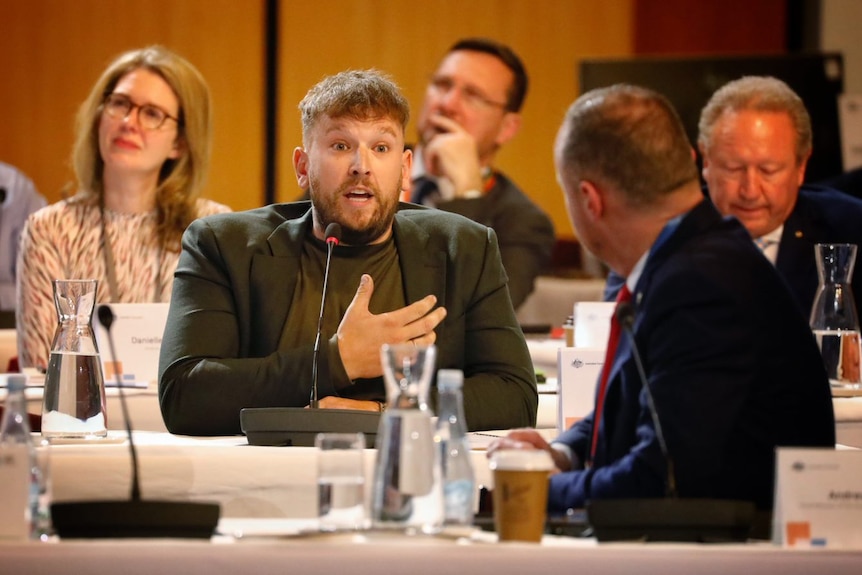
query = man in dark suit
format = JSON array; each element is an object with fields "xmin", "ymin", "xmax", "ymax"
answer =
[
  {"xmin": 491, "ymin": 84, "xmax": 834, "ymax": 514},
  {"xmin": 410, "ymin": 38, "xmax": 554, "ymax": 309},
  {"xmin": 158, "ymin": 70, "xmax": 537, "ymax": 436},
  {"xmin": 699, "ymin": 76, "xmax": 862, "ymax": 317}
]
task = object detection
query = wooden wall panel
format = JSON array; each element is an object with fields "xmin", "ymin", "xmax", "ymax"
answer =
[
  {"xmin": 277, "ymin": 0, "xmax": 635, "ymax": 238},
  {"xmin": 2, "ymin": 0, "xmax": 637, "ymax": 238},
  {"xmin": 634, "ymin": 0, "xmax": 787, "ymax": 55},
  {"xmin": 0, "ymin": 0, "xmax": 264, "ymax": 211},
  {"xmin": 0, "ymin": 0, "xmax": 810, "ymax": 241}
]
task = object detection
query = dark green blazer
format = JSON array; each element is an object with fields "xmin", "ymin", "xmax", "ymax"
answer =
[{"xmin": 158, "ymin": 201, "xmax": 538, "ymax": 435}]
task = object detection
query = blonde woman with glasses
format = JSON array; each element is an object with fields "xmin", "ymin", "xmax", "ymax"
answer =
[{"xmin": 16, "ymin": 45, "xmax": 230, "ymax": 370}]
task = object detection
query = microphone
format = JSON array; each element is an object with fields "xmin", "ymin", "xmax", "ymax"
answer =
[
  {"xmin": 616, "ymin": 302, "xmax": 676, "ymax": 497},
  {"xmin": 584, "ymin": 302, "xmax": 760, "ymax": 542},
  {"xmin": 50, "ymin": 305, "xmax": 220, "ymax": 538},
  {"xmin": 239, "ymin": 223, "xmax": 380, "ymax": 447},
  {"xmin": 310, "ymin": 222, "xmax": 341, "ymax": 408}
]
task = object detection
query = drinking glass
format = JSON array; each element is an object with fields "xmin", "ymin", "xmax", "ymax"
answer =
[{"xmin": 316, "ymin": 432, "xmax": 367, "ymax": 532}]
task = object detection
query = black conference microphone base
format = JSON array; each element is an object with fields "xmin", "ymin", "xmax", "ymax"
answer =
[
  {"xmin": 50, "ymin": 499, "xmax": 221, "ymax": 539},
  {"xmin": 586, "ymin": 497, "xmax": 760, "ymax": 543},
  {"xmin": 241, "ymin": 407, "xmax": 380, "ymax": 447}
]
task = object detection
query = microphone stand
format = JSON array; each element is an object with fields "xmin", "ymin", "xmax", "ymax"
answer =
[{"xmin": 309, "ymin": 224, "xmax": 340, "ymax": 409}]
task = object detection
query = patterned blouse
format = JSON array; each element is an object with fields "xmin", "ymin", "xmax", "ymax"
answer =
[{"xmin": 16, "ymin": 196, "xmax": 231, "ymax": 369}]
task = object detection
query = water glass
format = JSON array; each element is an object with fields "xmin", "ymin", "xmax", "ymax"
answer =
[{"xmin": 316, "ymin": 432, "xmax": 367, "ymax": 532}]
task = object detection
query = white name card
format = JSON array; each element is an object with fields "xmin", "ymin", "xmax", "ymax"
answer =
[
  {"xmin": 573, "ymin": 302, "xmax": 614, "ymax": 348},
  {"xmin": 557, "ymin": 347, "xmax": 602, "ymax": 434},
  {"xmin": 773, "ymin": 447, "xmax": 862, "ymax": 548},
  {"xmin": 93, "ymin": 302, "xmax": 169, "ymax": 386}
]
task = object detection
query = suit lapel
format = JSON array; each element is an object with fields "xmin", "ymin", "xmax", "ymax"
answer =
[
  {"xmin": 392, "ymin": 213, "xmax": 446, "ymax": 305},
  {"xmin": 775, "ymin": 200, "xmax": 819, "ymax": 312},
  {"xmin": 248, "ymin": 210, "xmax": 311, "ymax": 353}
]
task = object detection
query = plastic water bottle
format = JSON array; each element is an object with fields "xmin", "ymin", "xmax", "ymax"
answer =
[
  {"xmin": 0, "ymin": 375, "xmax": 41, "ymax": 540},
  {"xmin": 434, "ymin": 369, "xmax": 475, "ymax": 526}
]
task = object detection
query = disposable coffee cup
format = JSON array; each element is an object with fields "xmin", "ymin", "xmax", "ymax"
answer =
[{"xmin": 489, "ymin": 449, "xmax": 554, "ymax": 542}]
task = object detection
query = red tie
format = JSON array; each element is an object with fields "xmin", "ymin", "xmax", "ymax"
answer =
[{"xmin": 590, "ymin": 284, "xmax": 632, "ymax": 463}]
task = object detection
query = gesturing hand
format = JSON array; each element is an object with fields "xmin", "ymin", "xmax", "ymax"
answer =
[{"xmin": 337, "ymin": 274, "xmax": 447, "ymax": 380}]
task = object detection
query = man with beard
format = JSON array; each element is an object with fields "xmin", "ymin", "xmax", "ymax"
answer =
[{"xmin": 158, "ymin": 70, "xmax": 538, "ymax": 436}]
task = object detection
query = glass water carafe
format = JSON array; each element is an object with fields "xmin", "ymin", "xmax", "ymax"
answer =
[
  {"xmin": 810, "ymin": 243, "xmax": 862, "ymax": 389},
  {"xmin": 42, "ymin": 279, "xmax": 107, "ymax": 438},
  {"xmin": 371, "ymin": 343, "xmax": 443, "ymax": 533}
]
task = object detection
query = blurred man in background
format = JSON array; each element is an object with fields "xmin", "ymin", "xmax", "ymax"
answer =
[{"xmin": 411, "ymin": 38, "xmax": 554, "ymax": 310}]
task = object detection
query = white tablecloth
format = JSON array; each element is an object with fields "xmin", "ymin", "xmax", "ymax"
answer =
[
  {"xmin": 1, "ymin": 531, "xmax": 861, "ymax": 575},
  {"xmin": 46, "ymin": 431, "xmax": 520, "ymax": 519}
]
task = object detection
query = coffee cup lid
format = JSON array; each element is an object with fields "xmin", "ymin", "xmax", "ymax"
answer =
[{"xmin": 489, "ymin": 449, "xmax": 554, "ymax": 471}]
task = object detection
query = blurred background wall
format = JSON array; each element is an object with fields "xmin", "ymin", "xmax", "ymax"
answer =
[{"xmin": 1, "ymin": 0, "xmax": 858, "ymax": 242}]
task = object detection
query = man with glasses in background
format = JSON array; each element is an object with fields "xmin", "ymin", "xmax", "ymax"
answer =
[{"xmin": 411, "ymin": 38, "xmax": 555, "ymax": 310}]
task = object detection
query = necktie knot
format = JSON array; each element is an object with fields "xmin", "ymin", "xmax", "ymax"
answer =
[
  {"xmin": 616, "ymin": 284, "xmax": 632, "ymax": 306},
  {"xmin": 754, "ymin": 237, "xmax": 777, "ymax": 252}
]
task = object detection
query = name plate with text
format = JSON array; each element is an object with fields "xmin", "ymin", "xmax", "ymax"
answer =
[
  {"xmin": 773, "ymin": 447, "xmax": 862, "ymax": 548},
  {"xmin": 557, "ymin": 347, "xmax": 602, "ymax": 434}
]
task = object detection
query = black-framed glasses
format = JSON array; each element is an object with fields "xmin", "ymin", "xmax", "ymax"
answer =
[
  {"xmin": 102, "ymin": 93, "xmax": 180, "ymax": 130},
  {"xmin": 428, "ymin": 75, "xmax": 509, "ymax": 111}
]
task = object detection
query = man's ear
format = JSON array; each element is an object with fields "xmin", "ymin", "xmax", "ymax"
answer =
[
  {"xmin": 293, "ymin": 147, "xmax": 309, "ymax": 190},
  {"xmin": 796, "ymin": 150, "xmax": 811, "ymax": 188},
  {"xmin": 580, "ymin": 179, "xmax": 604, "ymax": 221},
  {"xmin": 401, "ymin": 147, "xmax": 413, "ymax": 194},
  {"xmin": 698, "ymin": 144, "xmax": 711, "ymax": 182},
  {"xmin": 494, "ymin": 112, "xmax": 522, "ymax": 147}
]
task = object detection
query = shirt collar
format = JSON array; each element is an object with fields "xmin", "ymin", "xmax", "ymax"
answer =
[
  {"xmin": 756, "ymin": 224, "xmax": 784, "ymax": 245},
  {"xmin": 625, "ymin": 213, "xmax": 685, "ymax": 293}
]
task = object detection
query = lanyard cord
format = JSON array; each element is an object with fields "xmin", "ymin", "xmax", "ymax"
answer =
[{"xmin": 100, "ymin": 203, "xmax": 164, "ymax": 303}]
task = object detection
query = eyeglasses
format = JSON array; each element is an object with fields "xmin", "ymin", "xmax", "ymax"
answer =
[
  {"xmin": 428, "ymin": 75, "xmax": 509, "ymax": 111},
  {"xmin": 102, "ymin": 93, "xmax": 180, "ymax": 130}
]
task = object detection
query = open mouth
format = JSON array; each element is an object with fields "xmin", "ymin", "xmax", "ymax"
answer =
[
  {"xmin": 344, "ymin": 187, "xmax": 374, "ymax": 202},
  {"xmin": 347, "ymin": 191, "xmax": 371, "ymax": 198}
]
